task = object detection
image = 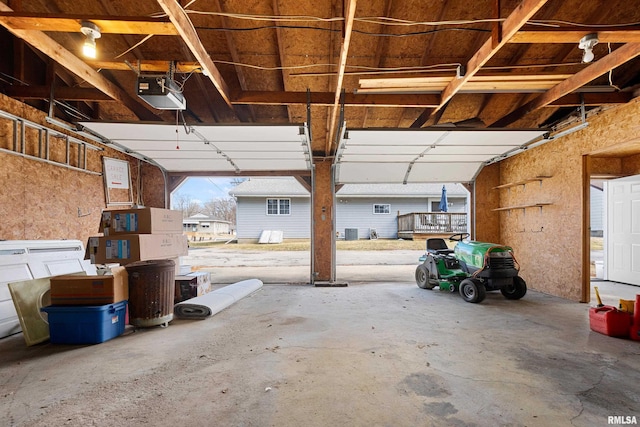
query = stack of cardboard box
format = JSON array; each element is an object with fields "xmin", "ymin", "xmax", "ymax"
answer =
[
  {"xmin": 43, "ymin": 267, "xmax": 129, "ymax": 344},
  {"xmin": 87, "ymin": 207, "xmax": 188, "ymax": 274},
  {"xmin": 41, "ymin": 208, "xmax": 196, "ymax": 343}
]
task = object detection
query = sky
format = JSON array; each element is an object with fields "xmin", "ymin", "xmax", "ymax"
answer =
[{"xmin": 170, "ymin": 177, "xmax": 241, "ymax": 207}]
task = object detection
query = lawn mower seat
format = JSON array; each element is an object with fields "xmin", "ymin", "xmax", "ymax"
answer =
[{"xmin": 426, "ymin": 238, "xmax": 454, "ymax": 255}]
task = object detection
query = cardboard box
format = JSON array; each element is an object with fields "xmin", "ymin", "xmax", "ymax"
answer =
[
  {"xmin": 174, "ymin": 271, "xmax": 211, "ymax": 303},
  {"xmin": 89, "ymin": 234, "xmax": 188, "ymax": 265},
  {"xmin": 100, "ymin": 207, "xmax": 183, "ymax": 236},
  {"xmin": 50, "ymin": 267, "xmax": 128, "ymax": 305}
]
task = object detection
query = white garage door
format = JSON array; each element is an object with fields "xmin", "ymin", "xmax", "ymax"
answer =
[{"xmin": 606, "ymin": 175, "xmax": 640, "ymax": 285}]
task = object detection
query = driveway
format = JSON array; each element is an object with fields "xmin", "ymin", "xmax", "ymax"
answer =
[{"xmin": 182, "ymin": 247, "xmax": 425, "ymax": 284}]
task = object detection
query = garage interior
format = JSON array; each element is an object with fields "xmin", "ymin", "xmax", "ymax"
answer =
[{"xmin": 1, "ymin": 0, "xmax": 640, "ymax": 425}]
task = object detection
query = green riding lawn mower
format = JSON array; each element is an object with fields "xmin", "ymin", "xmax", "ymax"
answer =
[{"xmin": 415, "ymin": 233, "xmax": 527, "ymax": 303}]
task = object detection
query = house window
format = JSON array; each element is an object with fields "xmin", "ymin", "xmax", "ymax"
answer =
[
  {"xmin": 373, "ymin": 204, "xmax": 390, "ymax": 214},
  {"xmin": 267, "ymin": 198, "xmax": 291, "ymax": 215}
]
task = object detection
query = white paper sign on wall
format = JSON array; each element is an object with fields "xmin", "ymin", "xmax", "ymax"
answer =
[{"xmin": 103, "ymin": 157, "xmax": 130, "ymax": 189}]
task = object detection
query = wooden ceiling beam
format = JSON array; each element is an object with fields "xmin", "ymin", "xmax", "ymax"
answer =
[
  {"xmin": 409, "ymin": 1, "xmax": 448, "ymax": 129},
  {"xmin": 326, "ymin": 0, "xmax": 357, "ymax": 154},
  {"xmin": 0, "ymin": 3, "xmax": 162, "ymax": 121},
  {"xmin": 362, "ymin": 0, "xmax": 394, "ymax": 128},
  {"xmin": 0, "ymin": 12, "xmax": 177, "ymax": 35},
  {"xmin": 437, "ymin": 0, "xmax": 550, "ymax": 113},
  {"xmin": 156, "ymin": 0, "xmax": 233, "ymax": 109},
  {"xmin": 14, "ymin": 15, "xmax": 640, "ymax": 47},
  {"xmin": 410, "ymin": 108, "xmax": 435, "ymax": 128},
  {"xmin": 232, "ymin": 91, "xmax": 440, "ymax": 107},
  {"xmin": 486, "ymin": 6, "xmax": 617, "ymax": 128},
  {"xmin": 511, "ymin": 27, "xmax": 640, "ymax": 44},
  {"xmin": 8, "ymin": 87, "xmax": 627, "ymax": 108},
  {"xmin": 212, "ymin": 0, "xmax": 255, "ymax": 122},
  {"xmin": 272, "ymin": 0, "xmax": 294, "ymax": 123},
  {"xmin": 5, "ymin": 86, "xmax": 113, "ymax": 101},
  {"xmin": 87, "ymin": 60, "xmax": 202, "ymax": 73},
  {"xmin": 491, "ymin": 42, "xmax": 640, "ymax": 127},
  {"xmin": 231, "ymin": 90, "xmax": 629, "ymax": 107},
  {"xmin": 550, "ymin": 92, "xmax": 632, "ymax": 106}
]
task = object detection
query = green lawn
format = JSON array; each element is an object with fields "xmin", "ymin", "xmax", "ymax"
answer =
[
  {"xmin": 190, "ymin": 237, "xmax": 605, "ymax": 252},
  {"xmin": 190, "ymin": 239, "xmax": 426, "ymax": 251}
]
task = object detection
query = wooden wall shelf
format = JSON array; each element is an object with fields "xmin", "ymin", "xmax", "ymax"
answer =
[
  {"xmin": 493, "ymin": 175, "xmax": 552, "ymax": 190},
  {"xmin": 492, "ymin": 202, "xmax": 553, "ymax": 211}
]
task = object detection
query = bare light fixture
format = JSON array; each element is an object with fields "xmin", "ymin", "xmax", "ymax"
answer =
[
  {"xmin": 579, "ymin": 33, "xmax": 599, "ymax": 63},
  {"xmin": 80, "ymin": 21, "xmax": 101, "ymax": 59}
]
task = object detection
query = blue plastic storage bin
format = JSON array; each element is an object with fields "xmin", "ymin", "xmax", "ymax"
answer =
[{"xmin": 41, "ymin": 301, "xmax": 127, "ymax": 344}]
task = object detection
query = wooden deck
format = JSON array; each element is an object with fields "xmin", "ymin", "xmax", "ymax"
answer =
[{"xmin": 397, "ymin": 212, "xmax": 468, "ymax": 240}]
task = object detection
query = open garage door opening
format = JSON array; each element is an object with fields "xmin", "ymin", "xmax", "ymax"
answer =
[{"xmin": 172, "ymin": 176, "xmax": 313, "ymax": 285}]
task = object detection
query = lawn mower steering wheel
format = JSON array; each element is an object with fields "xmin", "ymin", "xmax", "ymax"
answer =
[{"xmin": 449, "ymin": 233, "xmax": 470, "ymax": 242}]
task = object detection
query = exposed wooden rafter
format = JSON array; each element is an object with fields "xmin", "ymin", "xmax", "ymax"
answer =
[
  {"xmin": 10, "ymin": 88, "xmax": 628, "ymax": 107},
  {"xmin": 212, "ymin": 0, "xmax": 256, "ymax": 122},
  {"xmin": 6, "ymin": 86, "xmax": 113, "ymax": 101},
  {"xmin": 362, "ymin": 0, "xmax": 394, "ymax": 128},
  {"xmin": 436, "ymin": 0, "xmax": 550, "ymax": 114},
  {"xmin": 156, "ymin": 0, "xmax": 234, "ymax": 109},
  {"xmin": 4, "ymin": 13, "xmax": 639, "ymax": 46},
  {"xmin": 0, "ymin": 3, "xmax": 162, "ymax": 121},
  {"xmin": 491, "ymin": 42, "xmax": 640, "ymax": 127},
  {"xmin": 272, "ymin": 0, "xmax": 294, "ymax": 123},
  {"xmin": 326, "ymin": 0, "xmax": 357, "ymax": 154},
  {"xmin": 87, "ymin": 60, "xmax": 202, "ymax": 73},
  {"xmin": 511, "ymin": 26, "xmax": 640, "ymax": 44},
  {"xmin": 0, "ymin": 12, "xmax": 177, "ymax": 35},
  {"xmin": 235, "ymin": 91, "xmax": 440, "ymax": 107}
]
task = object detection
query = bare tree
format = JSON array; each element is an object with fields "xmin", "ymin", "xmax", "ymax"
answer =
[
  {"xmin": 172, "ymin": 194, "xmax": 202, "ymax": 218},
  {"xmin": 202, "ymin": 197, "xmax": 236, "ymax": 224}
]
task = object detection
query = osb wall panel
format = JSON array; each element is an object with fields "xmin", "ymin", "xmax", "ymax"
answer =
[
  {"xmin": 139, "ymin": 160, "xmax": 167, "ymax": 208},
  {"xmin": 475, "ymin": 98, "xmax": 640, "ymax": 302},
  {"xmin": 0, "ymin": 94, "xmax": 166, "ymax": 244},
  {"xmin": 0, "ymin": 152, "xmax": 105, "ymax": 241},
  {"xmin": 474, "ymin": 163, "xmax": 501, "ymax": 243},
  {"xmin": 622, "ymin": 153, "xmax": 640, "ymax": 174},
  {"xmin": 591, "ymin": 157, "xmax": 622, "ymax": 175}
]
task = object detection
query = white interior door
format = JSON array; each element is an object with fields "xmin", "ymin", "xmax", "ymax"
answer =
[{"xmin": 606, "ymin": 175, "xmax": 640, "ymax": 285}]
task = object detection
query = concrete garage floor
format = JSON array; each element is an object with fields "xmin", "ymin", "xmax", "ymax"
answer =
[{"xmin": 1, "ymin": 249, "xmax": 639, "ymax": 427}]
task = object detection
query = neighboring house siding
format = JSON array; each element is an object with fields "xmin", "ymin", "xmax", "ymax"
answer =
[
  {"xmin": 236, "ymin": 197, "xmax": 310, "ymax": 240},
  {"xmin": 335, "ymin": 197, "xmax": 464, "ymax": 239},
  {"xmin": 590, "ymin": 186, "xmax": 604, "ymax": 235}
]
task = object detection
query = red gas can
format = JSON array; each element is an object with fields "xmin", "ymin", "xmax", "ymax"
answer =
[
  {"xmin": 631, "ymin": 295, "xmax": 640, "ymax": 341},
  {"xmin": 589, "ymin": 306, "xmax": 633, "ymax": 338}
]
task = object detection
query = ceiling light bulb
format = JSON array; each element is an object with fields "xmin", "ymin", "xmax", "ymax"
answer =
[
  {"xmin": 80, "ymin": 21, "xmax": 101, "ymax": 59},
  {"xmin": 83, "ymin": 38, "xmax": 97, "ymax": 59},
  {"xmin": 582, "ymin": 49, "xmax": 595, "ymax": 64}
]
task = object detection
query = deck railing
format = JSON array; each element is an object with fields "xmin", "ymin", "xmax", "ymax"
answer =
[{"xmin": 398, "ymin": 212, "xmax": 468, "ymax": 236}]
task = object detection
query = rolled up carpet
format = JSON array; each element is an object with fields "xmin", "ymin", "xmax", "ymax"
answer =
[{"xmin": 174, "ymin": 278, "xmax": 263, "ymax": 319}]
